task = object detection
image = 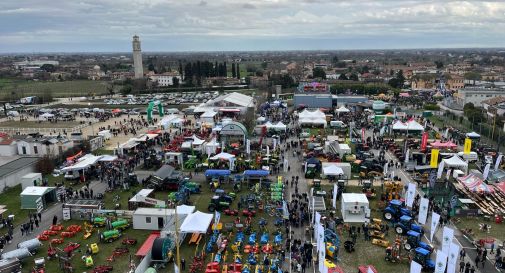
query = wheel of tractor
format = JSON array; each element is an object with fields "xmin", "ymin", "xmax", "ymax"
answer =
[
  {"xmin": 107, "ymin": 238, "xmax": 113, "ymax": 243},
  {"xmin": 384, "ymin": 212, "xmax": 393, "ymax": 221},
  {"xmin": 208, "ymin": 205, "xmax": 215, "ymax": 212},
  {"xmin": 404, "ymin": 243, "xmax": 412, "ymax": 251},
  {"xmin": 395, "ymin": 226, "xmax": 403, "ymax": 234}
]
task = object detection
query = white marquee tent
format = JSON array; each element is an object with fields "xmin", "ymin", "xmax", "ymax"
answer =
[
  {"xmin": 298, "ymin": 109, "xmax": 327, "ymax": 127},
  {"xmin": 323, "ymin": 164, "xmax": 344, "ymax": 176},
  {"xmin": 336, "ymin": 106, "xmax": 350, "ymax": 113},
  {"xmin": 180, "ymin": 211, "xmax": 214, "ymax": 233},
  {"xmin": 443, "ymin": 155, "xmax": 468, "ymax": 172}
]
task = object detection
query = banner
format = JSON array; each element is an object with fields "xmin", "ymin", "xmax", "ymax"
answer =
[
  {"xmin": 362, "ymin": 128, "xmax": 366, "ymax": 144},
  {"xmin": 434, "ymin": 250, "xmax": 448, "ymax": 273},
  {"xmin": 317, "ymin": 223, "xmax": 326, "ymax": 273},
  {"xmin": 495, "ymin": 154, "xmax": 503, "ymax": 171},
  {"xmin": 483, "ymin": 163, "xmax": 491, "ymax": 180},
  {"xmin": 437, "ymin": 161, "xmax": 445, "ymax": 179},
  {"xmin": 442, "ymin": 227, "xmax": 454, "ymax": 255},
  {"xmin": 406, "ymin": 183, "xmax": 416, "ymax": 208},
  {"xmin": 405, "ymin": 149, "xmax": 410, "ymax": 163},
  {"xmin": 314, "ymin": 211, "xmax": 322, "ymax": 240},
  {"xmin": 418, "ymin": 198, "xmax": 429, "ymax": 224},
  {"xmin": 444, "ymin": 128, "xmax": 449, "ymax": 139},
  {"xmin": 430, "ymin": 149, "xmax": 439, "ymax": 168},
  {"xmin": 429, "ymin": 170, "xmax": 437, "ymax": 188},
  {"xmin": 430, "ymin": 212, "xmax": 440, "ymax": 242},
  {"xmin": 332, "ymin": 183, "xmax": 337, "ymax": 209},
  {"xmin": 380, "ymin": 126, "xmax": 385, "ymax": 136},
  {"xmin": 266, "ymin": 145, "xmax": 269, "ymax": 155},
  {"xmin": 282, "ymin": 201, "xmax": 289, "ymax": 219},
  {"xmin": 283, "ymin": 159, "xmax": 289, "ymax": 172},
  {"xmin": 246, "ymin": 139, "xmax": 250, "ymax": 154},
  {"xmin": 410, "ymin": 261, "xmax": 423, "ymax": 273},
  {"xmin": 383, "ymin": 162, "xmax": 389, "ymax": 176},
  {"xmin": 214, "ymin": 211, "xmax": 221, "ymax": 225},
  {"xmin": 447, "ymin": 242, "xmax": 460, "ymax": 273},
  {"xmin": 464, "ymin": 138, "xmax": 472, "ymax": 154},
  {"xmin": 421, "ymin": 132, "xmax": 429, "ymax": 151},
  {"xmin": 273, "ymin": 138, "xmax": 277, "ymax": 150}
]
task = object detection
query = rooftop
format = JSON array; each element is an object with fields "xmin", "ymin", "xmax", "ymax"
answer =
[
  {"xmin": 0, "ymin": 157, "xmax": 39, "ymax": 178},
  {"xmin": 482, "ymin": 96, "xmax": 505, "ymax": 106}
]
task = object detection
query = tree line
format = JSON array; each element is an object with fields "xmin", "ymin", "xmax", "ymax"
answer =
[{"xmin": 180, "ymin": 60, "xmax": 241, "ymax": 86}]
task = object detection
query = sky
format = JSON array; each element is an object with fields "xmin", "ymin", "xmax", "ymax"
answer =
[{"xmin": 1, "ymin": 0, "xmax": 505, "ymax": 53}]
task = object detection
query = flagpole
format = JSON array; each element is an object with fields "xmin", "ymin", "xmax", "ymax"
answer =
[{"xmin": 175, "ymin": 206, "xmax": 181, "ymax": 273}]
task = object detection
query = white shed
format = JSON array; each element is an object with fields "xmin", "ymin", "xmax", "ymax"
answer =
[
  {"xmin": 341, "ymin": 193, "xmax": 370, "ymax": 223},
  {"xmin": 132, "ymin": 206, "xmax": 194, "ymax": 231},
  {"xmin": 337, "ymin": 144, "xmax": 351, "ymax": 157},
  {"xmin": 21, "ymin": 173, "xmax": 42, "ymax": 190}
]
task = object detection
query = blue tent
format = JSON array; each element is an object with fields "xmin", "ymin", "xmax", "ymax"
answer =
[
  {"xmin": 205, "ymin": 169, "xmax": 231, "ymax": 177},
  {"xmin": 243, "ymin": 170, "xmax": 270, "ymax": 177}
]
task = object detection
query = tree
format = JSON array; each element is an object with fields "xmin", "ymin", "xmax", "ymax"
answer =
[
  {"xmin": 349, "ymin": 73, "xmax": 359, "ymax": 81},
  {"xmin": 147, "ymin": 63, "xmax": 155, "ymax": 72},
  {"xmin": 332, "ymin": 56, "xmax": 339, "ymax": 64},
  {"xmin": 40, "ymin": 88, "xmax": 53, "ymax": 103},
  {"xmin": 338, "ymin": 74, "xmax": 348, "ymax": 80},
  {"xmin": 172, "ymin": 77, "xmax": 180, "ymax": 87},
  {"xmin": 35, "ymin": 156, "xmax": 55, "ymax": 175},
  {"xmin": 231, "ymin": 63, "xmax": 236, "ymax": 78},
  {"xmin": 312, "ymin": 67, "xmax": 326, "ymax": 79},
  {"xmin": 223, "ymin": 62, "xmax": 227, "ymax": 77},
  {"xmin": 120, "ymin": 85, "xmax": 133, "ymax": 94},
  {"xmin": 261, "ymin": 62, "xmax": 268, "ymax": 69},
  {"xmin": 435, "ymin": 61, "xmax": 444, "ymax": 69},
  {"xmin": 40, "ymin": 64, "xmax": 56, "ymax": 72},
  {"xmin": 389, "ymin": 70, "xmax": 405, "ymax": 89},
  {"xmin": 236, "ymin": 63, "xmax": 241, "ymax": 79}
]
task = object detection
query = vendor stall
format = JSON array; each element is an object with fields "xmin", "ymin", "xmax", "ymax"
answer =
[
  {"xmin": 430, "ymin": 140, "xmax": 458, "ymax": 150},
  {"xmin": 443, "ymin": 155, "xmax": 468, "ymax": 173},
  {"xmin": 341, "ymin": 193, "xmax": 370, "ymax": 223},
  {"xmin": 179, "ymin": 211, "xmax": 213, "ymax": 234},
  {"xmin": 458, "ymin": 174, "xmax": 495, "ymax": 194},
  {"xmin": 20, "ymin": 186, "xmax": 57, "ymax": 210}
]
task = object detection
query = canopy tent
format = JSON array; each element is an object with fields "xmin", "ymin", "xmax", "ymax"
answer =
[
  {"xmin": 323, "ymin": 164, "xmax": 344, "ymax": 176},
  {"xmin": 298, "ymin": 110, "xmax": 327, "ymax": 127},
  {"xmin": 442, "ymin": 155, "xmax": 468, "ymax": 173},
  {"xmin": 466, "ymin": 132, "xmax": 481, "ymax": 139},
  {"xmin": 204, "ymin": 169, "xmax": 231, "ymax": 177},
  {"xmin": 200, "ymin": 110, "xmax": 217, "ymax": 119},
  {"xmin": 458, "ymin": 174, "xmax": 495, "ymax": 194},
  {"xmin": 204, "ymin": 137, "xmax": 220, "ymax": 156},
  {"xmin": 158, "ymin": 115, "xmax": 184, "ymax": 129},
  {"xmin": 392, "ymin": 121, "xmax": 408, "ymax": 130},
  {"xmin": 62, "ymin": 154, "xmax": 102, "ymax": 171},
  {"xmin": 191, "ymin": 135, "xmax": 205, "ymax": 145},
  {"xmin": 336, "ymin": 106, "xmax": 350, "ymax": 113},
  {"xmin": 98, "ymin": 155, "xmax": 118, "ymax": 162},
  {"xmin": 495, "ymin": 182, "xmax": 505, "ymax": 195},
  {"xmin": 265, "ymin": 121, "xmax": 287, "ymax": 131},
  {"xmin": 430, "ymin": 140, "xmax": 458, "ymax": 149},
  {"xmin": 180, "ymin": 211, "xmax": 213, "ymax": 233},
  {"xmin": 176, "ymin": 205, "xmax": 196, "ymax": 215},
  {"xmin": 243, "ymin": 170, "xmax": 270, "ymax": 177},
  {"xmin": 406, "ymin": 120, "xmax": 424, "ymax": 131},
  {"xmin": 433, "ymin": 91, "xmax": 443, "ymax": 97},
  {"xmin": 20, "ymin": 186, "xmax": 57, "ymax": 209},
  {"xmin": 210, "ymin": 152, "xmax": 235, "ymax": 161},
  {"xmin": 256, "ymin": 116, "xmax": 266, "ymax": 123}
]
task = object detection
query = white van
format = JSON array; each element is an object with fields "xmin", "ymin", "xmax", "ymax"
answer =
[
  {"xmin": 457, "ymin": 152, "xmax": 478, "ymax": 162},
  {"xmin": 330, "ymin": 120, "xmax": 347, "ymax": 128},
  {"xmin": 64, "ymin": 171, "xmax": 80, "ymax": 180}
]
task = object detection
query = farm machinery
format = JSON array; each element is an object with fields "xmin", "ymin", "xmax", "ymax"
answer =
[
  {"xmin": 99, "ymin": 230, "xmax": 121, "ymax": 243},
  {"xmin": 383, "ymin": 199, "xmax": 412, "ymax": 221},
  {"xmin": 412, "ymin": 247, "xmax": 435, "ymax": 272},
  {"xmin": 92, "ymin": 217, "xmax": 107, "ymax": 227},
  {"xmin": 394, "ymin": 216, "xmax": 424, "ymax": 235},
  {"xmin": 362, "ymin": 179, "xmax": 376, "ymax": 198},
  {"xmin": 111, "ymin": 219, "xmax": 130, "ymax": 231},
  {"xmin": 385, "ymin": 238, "xmax": 411, "ymax": 263},
  {"xmin": 403, "ymin": 230, "xmax": 432, "ymax": 252}
]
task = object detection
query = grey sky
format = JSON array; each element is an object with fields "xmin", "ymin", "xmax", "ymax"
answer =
[{"xmin": 1, "ymin": 0, "xmax": 504, "ymax": 52}]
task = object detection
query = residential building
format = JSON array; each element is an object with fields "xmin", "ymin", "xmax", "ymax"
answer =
[
  {"xmin": 454, "ymin": 88, "xmax": 505, "ymax": 107},
  {"xmin": 0, "ymin": 133, "xmax": 17, "ymax": 156},
  {"xmin": 149, "ymin": 73, "xmax": 182, "ymax": 87},
  {"xmin": 0, "ymin": 156, "xmax": 39, "ymax": 192},
  {"xmin": 482, "ymin": 96, "xmax": 505, "ymax": 117},
  {"xmin": 446, "ymin": 74, "xmax": 465, "ymax": 90},
  {"xmin": 293, "ymin": 82, "xmax": 333, "ymax": 108}
]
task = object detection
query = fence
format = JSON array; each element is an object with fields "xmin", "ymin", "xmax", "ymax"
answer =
[{"xmin": 0, "ymin": 122, "xmax": 95, "ymax": 135}]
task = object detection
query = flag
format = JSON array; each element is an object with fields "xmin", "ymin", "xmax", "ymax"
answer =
[
  {"xmin": 266, "ymin": 145, "xmax": 270, "ymax": 155},
  {"xmin": 418, "ymin": 198, "xmax": 429, "ymax": 224},
  {"xmin": 434, "ymin": 250, "xmax": 448, "ymax": 273},
  {"xmin": 246, "ymin": 139, "xmax": 250, "ymax": 154},
  {"xmin": 444, "ymin": 128, "xmax": 449, "ymax": 139},
  {"xmin": 421, "ymin": 132, "xmax": 429, "ymax": 151},
  {"xmin": 483, "ymin": 163, "xmax": 491, "ymax": 180},
  {"xmin": 442, "ymin": 227, "xmax": 454, "ymax": 255},
  {"xmin": 282, "ymin": 201, "xmax": 289, "ymax": 219},
  {"xmin": 405, "ymin": 149, "xmax": 410, "ymax": 163},
  {"xmin": 215, "ymin": 211, "xmax": 221, "ymax": 225},
  {"xmin": 383, "ymin": 162, "xmax": 389, "ymax": 176},
  {"xmin": 410, "ymin": 261, "xmax": 423, "ymax": 273},
  {"xmin": 430, "ymin": 149, "xmax": 439, "ymax": 168},
  {"xmin": 430, "ymin": 212, "xmax": 440, "ymax": 242},
  {"xmin": 436, "ymin": 160, "xmax": 445, "ymax": 178},
  {"xmin": 362, "ymin": 128, "xmax": 366, "ymax": 144},
  {"xmin": 447, "ymin": 242, "xmax": 460, "ymax": 273},
  {"xmin": 495, "ymin": 154, "xmax": 503, "ymax": 171},
  {"xmin": 273, "ymin": 138, "xmax": 277, "ymax": 150},
  {"xmin": 464, "ymin": 138, "xmax": 472, "ymax": 154},
  {"xmin": 332, "ymin": 183, "xmax": 337, "ymax": 209},
  {"xmin": 406, "ymin": 183, "xmax": 416, "ymax": 208},
  {"xmin": 446, "ymin": 169, "xmax": 452, "ymax": 180}
]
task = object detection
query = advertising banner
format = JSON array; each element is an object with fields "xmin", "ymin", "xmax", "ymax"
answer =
[
  {"xmin": 406, "ymin": 183, "xmax": 417, "ymax": 208},
  {"xmin": 442, "ymin": 227, "xmax": 454, "ymax": 255},
  {"xmin": 464, "ymin": 138, "xmax": 472, "ymax": 154},
  {"xmin": 430, "ymin": 212, "xmax": 440, "ymax": 242},
  {"xmin": 430, "ymin": 149, "xmax": 439, "ymax": 168},
  {"xmin": 421, "ymin": 132, "xmax": 429, "ymax": 151},
  {"xmin": 418, "ymin": 197, "xmax": 429, "ymax": 224}
]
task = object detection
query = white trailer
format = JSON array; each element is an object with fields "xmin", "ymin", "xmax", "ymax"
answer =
[
  {"xmin": 341, "ymin": 193, "xmax": 370, "ymax": 223},
  {"xmin": 21, "ymin": 173, "xmax": 42, "ymax": 190}
]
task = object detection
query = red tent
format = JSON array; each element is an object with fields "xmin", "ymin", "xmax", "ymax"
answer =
[
  {"xmin": 430, "ymin": 140, "xmax": 458, "ymax": 149},
  {"xmin": 495, "ymin": 182, "xmax": 505, "ymax": 194}
]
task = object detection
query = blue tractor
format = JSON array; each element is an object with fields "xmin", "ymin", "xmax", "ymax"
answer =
[
  {"xmin": 412, "ymin": 247, "xmax": 435, "ymax": 272},
  {"xmin": 394, "ymin": 216, "xmax": 424, "ymax": 235},
  {"xmin": 383, "ymin": 199, "xmax": 412, "ymax": 221},
  {"xmin": 404, "ymin": 231, "xmax": 433, "ymax": 252}
]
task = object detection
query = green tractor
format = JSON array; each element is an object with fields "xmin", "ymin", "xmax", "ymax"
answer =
[
  {"xmin": 92, "ymin": 217, "xmax": 106, "ymax": 227},
  {"xmin": 100, "ymin": 229, "xmax": 121, "ymax": 243},
  {"xmin": 111, "ymin": 219, "xmax": 130, "ymax": 231},
  {"xmin": 208, "ymin": 195, "xmax": 231, "ymax": 212}
]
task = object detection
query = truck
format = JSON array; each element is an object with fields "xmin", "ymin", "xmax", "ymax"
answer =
[{"xmin": 146, "ymin": 165, "xmax": 182, "ymax": 191}]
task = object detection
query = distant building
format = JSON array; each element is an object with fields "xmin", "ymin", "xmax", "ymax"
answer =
[
  {"xmin": 446, "ymin": 74, "xmax": 465, "ymax": 90},
  {"xmin": 13, "ymin": 60, "xmax": 59, "ymax": 70},
  {"xmin": 132, "ymin": 35, "xmax": 144, "ymax": 79},
  {"xmin": 293, "ymin": 82, "xmax": 333, "ymax": 108},
  {"xmin": 13, "ymin": 135, "xmax": 74, "ymax": 157},
  {"xmin": 0, "ymin": 133, "xmax": 17, "ymax": 156},
  {"xmin": 482, "ymin": 96, "xmax": 505, "ymax": 117},
  {"xmin": 0, "ymin": 156, "xmax": 39, "ymax": 192},
  {"xmin": 454, "ymin": 88, "xmax": 505, "ymax": 107},
  {"xmin": 149, "ymin": 73, "xmax": 182, "ymax": 87}
]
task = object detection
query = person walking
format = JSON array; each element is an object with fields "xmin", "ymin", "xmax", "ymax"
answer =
[
  {"xmin": 469, "ymin": 266, "xmax": 475, "ymax": 273},
  {"xmin": 474, "ymin": 255, "xmax": 480, "ymax": 268},
  {"xmin": 459, "ymin": 260, "xmax": 465, "ymax": 272},
  {"xmin": 52, "ymin": 215, "xmax": 58, "ymax": 226},
  {"xmin": 181, "ymin": 258, "xmax": 185, "ymax": 270},
  {"xmin": 460, "ymin": 249, "xmax": 466, "ymax": 261}
]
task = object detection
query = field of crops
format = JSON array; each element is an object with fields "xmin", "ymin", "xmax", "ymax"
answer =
[{"xmin": 0, "ymin": 79, "xmax": 110, "ymax": 100}]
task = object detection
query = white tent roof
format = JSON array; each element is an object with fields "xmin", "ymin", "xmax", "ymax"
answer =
[
  {"xmin": 392, "ymin": 121, "xmax": 408, "ymax": 130},
  {"xmin": 299, "ymin": 109, "xmax": 326, "ymax": 119},
  {"xmin": 406, "ymin": 120, "xmax": 424, "ymax": 131},
  {"xmin": 275, "ymin": 121, "xmax": 287, "ymax": 129},
  {"xmin": 210, "ymin": 152, "xmax": 235, "ymax": 160},
  {"xmin": 21, "ymin": 186, "xmax": 55, "ymax": 196},
  {"xmin": 466, "ymin": 132, "xmax": 481, "ymax": 138},
  {"xmin": 62, "ymin": 154, "xmax": 102, "ymax": 171},
  {"xmin": 99, "ymin": 155, "xmax": 118, "ymax": 162},
  {"xmin": 176, "ymin": 205, "xmax": 196, "ymax": 215},
  {"xmin": 180, "ymin": 211, "xmax": 213, "ymax": 233},
  {"xmin": 257, "ymin": 116, "xmax": 266, "ymax": 122},
  {"xmin": 191, "ymin": 135, "xmax": 205, "ymax": 145},
  {"xmin": 201, "ymin": 110, "xmax": 217, "ymax": 118},
  {"xmin": 336, "ymin": 106, "xmax": 350, "ymax": 113},
  {"xmin": 220, "ymin": 92, "xmax": 254, "ymax": 107},
  {"xmin": 129, "ymin": 189, "xmax": 155, "ymax": 202},
  {"xmin": 264, "ymin": 121, "xmax": 274, "ymax": 128},
  {"xmin": 342, "ymin": 193, "xmax": 369, "ymax": 204},
  {"xmin": 40, "ymin": 113, "xmax": 54, "ymax": 118},
  {"xmin": 443, "ymin": 155, "xmax": 468, "ymax": 167},
  {"xmin": 323, "ymin": 164, "xmax": 344, "ymax": 176}
]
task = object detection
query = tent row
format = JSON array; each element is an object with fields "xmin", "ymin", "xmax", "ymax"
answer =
[{"xmin": 391, "ymin": 120, "xmax": 425, "ymax": 131}]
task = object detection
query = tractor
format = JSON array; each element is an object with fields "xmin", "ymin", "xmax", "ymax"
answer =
[
  {"xmin": 185, "ymin": 182, "xmax": 202, "ymax": 194},
  {"xmin": 394, "ymin": 216, "xmax": 424, "ymax": 235},
  {"xmin": 383, "ymin": 199, "xmax": 412, "ymax": 221},
  {"xmin": 208, "ymin": 196, "xmax": 231, "ymax": 212},
  {"xmin": 111, "ymin": 219, "xmax": 130, "ymax": 231},
  {"xmin": 412, "ymin": 247, "xmax": 435, "ymax": 272},
  {"xmin": 404, "ymin": 230, "xmax": 433, "ymax": 252},
  {"xmin": 100, "ymin": 230, "xmax": 121, "ymax": 243},
  {"xmin": 362, "ymin": 180, "xmax": 376, "ymax": 198}
]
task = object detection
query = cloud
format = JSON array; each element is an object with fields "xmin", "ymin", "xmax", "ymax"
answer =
[{"xmin": 0, "ymin": 0, "xmax": 504, "ymax": 52}]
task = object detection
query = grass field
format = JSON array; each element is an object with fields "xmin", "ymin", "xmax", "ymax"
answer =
[
  {"xmin": 0, "ymin": 79, "xmax": 110, "ymax": 100},
  {"xmin": 0, "ymin": 185, "xmax": 34, "ymax": 234},
  {"xmin": 0, "ymin": 120, "xmax": 81, "ymax": 128}
]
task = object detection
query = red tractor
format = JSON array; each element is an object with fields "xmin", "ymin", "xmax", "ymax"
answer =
[
  {"xmin": 242, "ymin": 209, "xmax": 256, "ymax": 217},
  {"xmin": 224, "ymin": 209, "xmax": 239, "ymax": 216},
  {"xmin": 92, "ymin": 265, "xmax": 114, "ymax": 273}
]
